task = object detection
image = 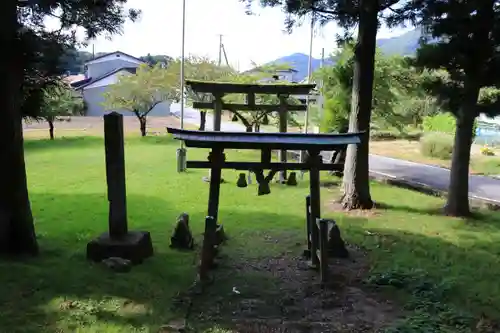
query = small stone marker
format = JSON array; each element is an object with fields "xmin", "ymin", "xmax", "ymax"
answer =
[
  {"xmin": 236, "ymin": 173, "xmax": 248, "ymax": 188},
  {"xmin": 327, "ymin": 220, "xmax": 349, "ymax": 258},
  {"xmin": 170, "ymin": 213, "xmax": 194, "ymax": 250},
  {"xmin": 286, "ymin": 172, "xmax": 298, "ymax": 186},
  {"xmin": 86, "ymin": 112, "xmax": 153, "ymax": 264}
]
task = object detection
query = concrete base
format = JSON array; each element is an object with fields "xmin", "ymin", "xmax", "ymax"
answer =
[{"xmin": 87, "ymin": 231, "xmax": 154, "ymax": 264}]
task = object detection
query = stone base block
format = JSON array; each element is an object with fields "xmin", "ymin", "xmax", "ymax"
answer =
[{"xmin": 87, "ymin": 230, "xmax": 153, "ymax": 264}]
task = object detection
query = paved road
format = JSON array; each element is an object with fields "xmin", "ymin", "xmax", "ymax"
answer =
[{"xmin": 170, "ymin": 103, "xmax": 500, "ymax": 203}]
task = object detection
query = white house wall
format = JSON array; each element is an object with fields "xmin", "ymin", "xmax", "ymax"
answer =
[
  {"xmin": 82, "ymin": 85, "xmax": 171, "ymax": 117},
  {"xmin": 83, "ymin": 70, "xmax": 132, "ymax": 89}
]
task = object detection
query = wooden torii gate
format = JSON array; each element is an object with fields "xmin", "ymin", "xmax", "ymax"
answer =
[
  {"xmin": 167, "ymin": 127, "xmax": 362, "ymax": 283},
  {"xmin": 186, "ymin": 80, "xmax": 316, "ymax": 181}
]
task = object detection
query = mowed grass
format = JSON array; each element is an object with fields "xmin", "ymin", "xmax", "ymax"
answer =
[{"xmin": 0, "ymin": 135, "xmax": 499, "ymax": 332}]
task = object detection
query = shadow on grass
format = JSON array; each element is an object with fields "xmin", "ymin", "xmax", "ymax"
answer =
[
  {"xmin": 375, "ymin": 202, "xmax": 445, "ymax": 216},
  {"xmin": 0, "ymin": 192, "xmax": 199, "ymax": 333},
  {"xmin": 4, "ymin": 190, "xmax": 500, "ymax": 332},
  {"xmin": 344, "ymin": 224, "xmax": 500, "ymax": 321},
  {"xmin": 0, "ymin": 191, "xmax": 313, "ymax": 333},
  {"xmin": 189, "ymin": 218, "xmax": 500, "ymax": 332},
  {"xmin": 375, "ymin": 201, "xmax": 500, "ymax": 234}
]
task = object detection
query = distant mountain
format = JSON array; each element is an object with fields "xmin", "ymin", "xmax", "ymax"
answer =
[
  {"xmin": 266, "ymin": 29, "xmax": 422, "ymax": 81},
  {"xmin": 377, "ymin": 29, "xmax": 421, "ymax": 56},
  {"xmin": 266, "ymin": 53, "xmax": 335, "ymax": 82}
]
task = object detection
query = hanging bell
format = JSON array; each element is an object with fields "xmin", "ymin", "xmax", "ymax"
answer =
[
  {"xmin": 236, "ymin": 173, "xmax": 248, "ymax": 188},
  {"xmin": 286, "ymin": 172, "xmax": 298, "ymax": 186},
  {"xmin": 262, "ymin": 113, "xmax": 269, "ymax": 125},
  {"xmin": 231, "ymin": 114, "xmax": 238, "ymax": 122}
]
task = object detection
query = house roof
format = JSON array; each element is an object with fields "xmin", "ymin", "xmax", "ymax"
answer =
[
  {"xmin": 84, "ymin": 51, "xmax": 145, "ymax": 65},
  {"xmin": 63, "ymin": 74, "xmax": 86, "ymax": 84},
  {"xmin": 73, "ymin": 67, "xmax": 138, "ymax": 90}
]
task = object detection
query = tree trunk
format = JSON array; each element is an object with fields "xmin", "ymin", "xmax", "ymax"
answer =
[
  {"xmin": 139, "ymin": 116, "xmax": 147, "ymax": 137},
  {"xmin": 0, "ymin": 1, "xmax": 39, "ymax": 256},
  {"xmin": 444, "ymin": 85, "xmax": 480, "ymax": 217},
  {"xmin": 199, "ymin": 111, "xmax": 206, "ymax": 131},
  {"xmin": 254, "ymin": 123, "xmax": 260, "ymax": 132},
  {"xmin": 341, "ymin": 0, "xmax": 378, "ymax": 210},
  {"xmin": 48, "ymin": 120, "xmax": 54, "ymax": 140},
  {"xmin": 245, "ymin": 125, "xmax": 253, "ymax": 132}
]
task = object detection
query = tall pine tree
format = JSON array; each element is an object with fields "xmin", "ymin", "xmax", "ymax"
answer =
[
  {"xmin": 403, "ymin": 0, "xmax": 500, "ymax": 216},
  {"xmin": 240, "ymin": 0, "xmax": 404, "ymax": 209}
]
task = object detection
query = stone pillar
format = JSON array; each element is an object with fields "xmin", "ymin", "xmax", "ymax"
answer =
[
  {"xmin": 104, "ymin": 112, "xmax": 128, "ymax": 238},
  {"xmin": 86, "ymin": 112, "xmax": 154, "ymax": 265}
]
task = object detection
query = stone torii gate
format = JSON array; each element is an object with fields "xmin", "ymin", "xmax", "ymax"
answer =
[{"xmin": 186, "ymin": 80, "xmax": 316, "ymax": 181}]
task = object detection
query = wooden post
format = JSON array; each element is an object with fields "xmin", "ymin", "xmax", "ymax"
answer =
[
  {"xmin": 207, "ymin": 148, "xmax": 224, "ymax": 221},
  {"xmin": 318, "ymin": 218, "xmax": 329, "ymax": 283},
  {"xmin": 308, "ymin": 150, "xmax": 321, "ymax": 268},
  {"xmin": 200, "ymin": 215, "xmax": 217, "ymax": 281},
  {"xmin": 104, "ymin": 112, "xmax": 128, "ymax": 238},
  {"xmin": 213, "ymin": 93, "xmax": 223, "ymax": 131},
  {"xmin": 304, "ymin": 195, "xmax": 312, "ymax": 258},
  {"xmin": 278, "ymin": 94, "xmax": 288, "ymax": 182}
]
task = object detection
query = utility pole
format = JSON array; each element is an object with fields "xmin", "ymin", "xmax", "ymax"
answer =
[
  {"xmin": 177, "ymin": 0, "xmax": 187, "ymax": 173},
  {"xmin": 300, "ymin": 14, "xmax": 315, "ymax": 175},
  {"xmin": 318, "ymin": 48, "xmax": 325, "ymax": 123},
  {"xmin": 304, "ymin": 15, "xmax": 314, "ymax": 135},
  {"xmin": 218, "ymin": 34, "xmax": 223, "ymax": 66}
]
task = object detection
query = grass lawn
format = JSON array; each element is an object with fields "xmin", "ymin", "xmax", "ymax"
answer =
[
  {"xmin": 1, "ymin": 134, "xmax": 499, "ymax": 332},
  {"xmin": 370, "ymin": 139, "xmax": 500, "ymax": 176}
]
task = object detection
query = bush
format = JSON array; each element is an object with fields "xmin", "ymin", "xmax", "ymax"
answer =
[
  {"xmin": 371, "ymin": 129, "xmax": 423, "ymax": 141},
  {"xmin": 480, "ymin": 145, "xmax": 496, "ymax": 156},
  {"xmin": 422, "ymin": 113, "xmax": 477, "ymax": 139},
  {"xmin": 420, "ymin": 133, "xmax": 454, "ymax": 160}
]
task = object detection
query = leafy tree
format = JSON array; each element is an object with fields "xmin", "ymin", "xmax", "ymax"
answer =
[
  {"xmin": 140, "ymin": 54, "xmax": 173, "ymax": 67},
  {"xmin": 103, "ymin": 64, "xmax": 174, "ymax": 137},
  {"xmin": 241, "ymin": 0, "xmax": 406, "ymax": 210},
  {"xmin": 30, "ymin": 83, "xmax": 86, "ymax": 140},
  {"xmin": 0, "ymin": 0, "xmax": 139, "ymax": 256},
  {"xmin": 165, "ymin": 56, "xmax": 234, "ymax": 130},
  {"xmin": 404, "ymin": 0, "xmax": 500, "ymax": 216}
]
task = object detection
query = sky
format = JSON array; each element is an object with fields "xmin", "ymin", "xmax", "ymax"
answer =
[{"xmin": 77, "ymin": 0, "xmax": 413, "ymax": 71}]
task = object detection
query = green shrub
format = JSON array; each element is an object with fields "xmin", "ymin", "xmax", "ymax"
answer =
[
  {"xmin": 422, "ymin": 113, "xmax": 477, "ymax": 139},
  {"xmin": 420, "ymin": 133, "xmax": 454, "ymax": 160},
  {"xmin": 320, "ymin": 97, "xmax": 349, "ymax": 133},
  {"xmin": 371, "ymin": 129, "xmax": 423, "ymax": 141}
]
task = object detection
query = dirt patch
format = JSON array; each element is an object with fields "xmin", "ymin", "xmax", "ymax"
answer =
[{"xmin": 189, "ymin": 249, "xmax": 401, "ymax": 332}]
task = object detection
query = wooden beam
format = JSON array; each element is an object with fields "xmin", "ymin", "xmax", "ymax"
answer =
[
  {"xmin": 186, "ymin": 161, "xmax": 343, "ymax": 171},
  {"xmin": 213, "ymin": 94, "xmax": 223, "ymax": 131},
  {"xmin": 186, "ymin": 80, "xmax": 316, "ymax": 95},
  {"xmin": 318, "ymin": 219, "xmax": 329, "ymax": 283},
  {"xmin": 192, "ymin": 102, "xmax": 307, "ymax": 112},
  {"xmin": 308, "ymin": 151, "xmax": 321, "ymax": 268},
  {"xmin": 278, "ymin": 94, "xmax": 288, "ymax": 182}
]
